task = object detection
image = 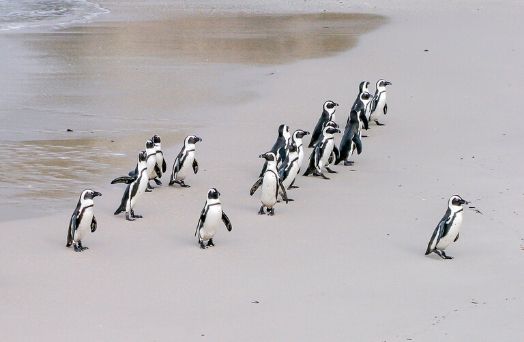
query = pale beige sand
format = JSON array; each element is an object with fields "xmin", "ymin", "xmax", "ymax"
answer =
[{"xmin": 1, "ymin": 1, "xmax": 524, "ymax": 341}]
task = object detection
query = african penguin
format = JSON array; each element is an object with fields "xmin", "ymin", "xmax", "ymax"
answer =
[
  {"xmin": 66, "ymin": 189, "xmax": 102, "ymax": 252},
  {"xmin": 195, "ymin": 188, "xmax": 232, "ymax": 249},
  {"xmin": 425, "ymin": 195, "xmax": 468, "ymax": 259},
  {"xmin": 250, "ymin": 152, "xmax": 288, "ymax": 216},
  {"xmin": 145, "ymin": 139, "xmax": 159, "ymax": 191},
  {"xmin": 259, "ymin": 124, "xmax": 291, "ymax": 177},
  {"xmin": 114, "ymin": 151, "xmax": 149, "ymax": 221},
  {"xmin": 287, "ymin": 129, "xmax": 310, "ymax": 189},
  {"xmin": 303, "ymin": 125, "xmax": 341, "ymax": 179},
  {"xmin": 152, "ymin": 134, "xmax": 167, "ymax": 185},
  {"xmin": 370, "ymin": 79, "xmax": 392, "ymax": 125},
  {"xmin": 169, "ymin": 135, "xmax": 202, "ymax": 188},
  {"xmin": 336, "ymin": 110, "xmax": 363, "ymax": 166},
  {"xmin": 309, "ymin": 100, "xmax": 339, "ymax": 148}
]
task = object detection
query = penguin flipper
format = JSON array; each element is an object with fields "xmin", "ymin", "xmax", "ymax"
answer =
[
  {"xmin": 195, "ymin": 205, "xmax": 207, "ymax": 237},
  {"xmin": 250, "ymin": 178, "xmax": 263, "ymax": 196},
  {"xmin": 454, "ymin": 233, "xmax": 459, "ymax": 242},
  {"xmin": 359, "ymin": 110, "xmax": 369, "ymax": 130},
  {"xmin": 332, "ymin": 146, "xmax": 340, "ymax": 162},
  {"xmin": 154, "ymin": 163, "xmax": 161, "ymax": 178},
  {"xmin": 309, "ymin": 120, "xmax": 323, "ymax": 148},
  {"xmin": 222, "ymin": 211, "xmax": 232, "ymax": 231},
  {"xmin": 111, "ymin": 176, "xmax": 136, "ymax": 184},
  {"xmin": 193, "ymin": 159, "xmax": 199, "ymax": 174},
  {"xmin": 128, "ymin": 165, "xmax": 138, "ymax": 177},
  {"xmin": 384, "ymin": 103, "xmax": 388, "ymax": 115},
  {"xmin": 162, "ymin": 157, "xmax": 167, "ymax": 173},
  {"xmin": 425, "ymin": 220, "xmax": 445, "ymax": 255},
  {"xmin": 114, "ymin": 186, "xmax": 130, "ymax": 215},
  {"xmin": 353, "ymin": 134, "xmax": 363, "ymax": 155},
  {"xmin": 66, "ymin": 213, "xmax": 76, "ymax": 247},
  {"xmin": 278, "ymin": 180, "xmax": 289, "ymax": 204},
  {"xmin": 91, "ymin": 216, "xmax": 97, "ymax": 233}
]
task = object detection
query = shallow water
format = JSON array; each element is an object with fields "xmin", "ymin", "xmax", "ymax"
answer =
[{"xmin": 0, "ymin": 12, "xmax": 385, "ymax": 220}]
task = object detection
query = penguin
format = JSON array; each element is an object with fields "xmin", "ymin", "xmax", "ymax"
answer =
[
  {"xmin": 278, "ymin": 142, "xmax": 299, "ymax": 198},
  {"xmin": 114, "ymin": 151, "xmax": 149, "ymax": 221},
  {"xmin": 322, "ymin": 121, "xmax": 341, "ymax": 173},
  {"xmin": 303, "ymin": 125, "xmax": 341, "ymax": 179},
  {"xmin": 259, "ymin": 124, "xmax": 291, "ymax": 177},
  {"xmin": 336, "ymin": 92, "xmax": 371, "ymax": 166},
  {"xmin": 425, "ymin": 195, "xmax": 469, "ymax": 259},
  {"xmin": 66, "ymin": 189, "xmax": 102, "ymax": 252},
  {"xmin": 169, "ymin": 135, "xmax": 202, "ymax": 187},
  {"xmin": 145, "ymin": 139, "xmax": 159, "ymax": 191},
  {"xmin": 336, "ymin": 110, "xmax": 363, "ymax": 166},
  {"xmin": 195, "ymin": 188, "xmax": 232, "ymax": 249},
  {"xmin": 309, "ymin": 100, "xmax": 339, "ymax": 148},
  {"xmin": 152, "ymin": 134, "xmax": 167, "ymax": 185},
  {"xmin": 287, "ymin": 129, "xmax": 310, "ymax": 189},
  {"xmin": 250, "ymin": 152, "xmax": 289, "ymax": 215},
  {"xmin": 370, "ymin": 79, "xmax": 392, "ymax": 125}
]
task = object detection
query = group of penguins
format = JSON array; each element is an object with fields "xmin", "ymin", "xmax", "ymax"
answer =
[{"xmin": 66, "ymin": 78, "xmax": 470, "ymax": 259}]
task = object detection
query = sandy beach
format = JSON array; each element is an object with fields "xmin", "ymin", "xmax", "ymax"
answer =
[{"xmin": 1, "ymin": 1, "xmax": 523, "ymax": 341}]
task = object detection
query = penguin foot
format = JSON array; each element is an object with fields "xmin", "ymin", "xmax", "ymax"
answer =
[
  {"xmin": 199, "ymin": 240, "xmax": 207, "ymax": 249},
  {"xmin": 288, "ymin": 185, "xmax": 299, "ymax": 189},
  {"xmin": 126, "ymin": 213, "xmax": 135, "ymax": 221},
  {"xmin": 343, "ymin": 160, "xmax": 354, "ymax": 166},
  {"xmin": 145, "ymin": 188, "xmax": 153, "ymax": 193},
  {"xmin": 326, "ymin": 167, "xmax": 337, "ymax": 174},
  {"xmin": 435, "ymin": 250, "xmax": 453, "ymax": 260},
  {"xmin": 375, "ymin": 121, "xmax": 385, "ymax": 126},
  {"xmin": 207, "ymin": 239, "xmax": 215, "ymax": 247},
  {"xmin": 74, "ymin": 243, "xmax": 88, "ymax": 252},
  {"xmin": 286, "ymin": 198, "xmax": 295, "ymax": 202},
  {"xmin": 258, "ymin": 206, "xmax": 265, "ymax": 215},
  {"xmin": 181, "ymin": 184, "xmax": 191, "ymax": 188},
  {"xmin": 319, "ymin": 172, "xmax": 330, "ymax": 180},
  {"xmin": 153, "ymin": 178, "xmax": 162, "ymax": 186},
  {"xmin": 267, "ymin": 208, "xmax": 275, "ymax": 216}
]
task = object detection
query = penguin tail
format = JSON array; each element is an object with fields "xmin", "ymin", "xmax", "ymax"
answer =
[
  {"xmin": 424, "ymin": 247, "xmax": 433, "ymax": 255},
  {"xmin": 114, "ymin": 206, "xmax": 124, "ymax": 216}
]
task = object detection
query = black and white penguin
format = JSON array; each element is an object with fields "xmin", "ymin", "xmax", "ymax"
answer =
[
  {"xmin": 425, "ymin": 195, "xmax": 469, "ymax": 259},
  {"xmin": 259, "ymin": 124, "xmax": 291, "ymax": 177},
  {"xmin": 114, "ymin": 151, "xmax": 149, "ymax": 221},
  {"xmin": 286, "ymin": 129, "xmax": 310, "ymax": 189},
  {"xmin": 66, "ymin": 189, "xmax": 102, "ymax": 252},
  {"xmin": 152, "ymin": 134, "xmax": 167, "ymax": 185},
  {"xmin": 336, "ymin": 110, "xmax": 363, "ymax": 166},
  {"xmin": 336, "ymin": 92, "xmax": 371, "ymax": 165},
  {"xmin": 145, "ymin": 139, "xmax": 159, "ymax": 191},
  {"xmin": 195, "ymin": 188, "xmax": 232, "ymax": 249},
  {"xmin": 250, "ymin": 152, "xmax": 289, "ymax": 215},
  {"xmin": 323, "ymin": 121, "xmax": 341, "ymax": 172},
  {"xmin": 309, "ymin": 100, "xmax": 339, "ymax": 148},
  {"xmin": 303, "ymin": 125, "xmax": 341, "ymax": 179},
  {"xmin": 169, "ymin": 135, "xmax": 202, "ymax": 187},
  {"xmin": 370, "ymin": 79, "xmax": 392, "ymax": 125}
]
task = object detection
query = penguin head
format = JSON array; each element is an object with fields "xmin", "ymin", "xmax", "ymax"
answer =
[
  {"xmin": 207, "ymin": 188, "xmax": 221, "ymax": 200},
  {"xmin": 293, "ymin": 129, "xmax": 310, "ymax": 140},
  {"xmin": 323, "ymin": 125, "xmax": 341, "ymax": 136},
  {"xmin": 81, "ymin": 189, "xmax": 102, "ymax": 202},
  {"xmin": 359, "ymin": 81, "xmax": 370, "ymax": 94},
  {"xmin": 152, "ymin": 135, "xmax": 161, "ymax": 144},
  {"xmin": 145, "ymin": 139, "xmax": 155, "ymax": 149},
  {"xmin": 278, "ymin": 124, "xmax": 290, "ymax": 137},
  {"xmin": 449, "ymin": 195, "xmax": 469, "ymax": 209},
  {"xmin": 324, "ymin": 120, "xmax": 339, "ymax": 129},
  {"xmin": 259, "ymin": 152, "xmax": 276, "ymax": 162},
  {"xmin": 323, "ymin": 100, "xmax": 339, "ymax": 114},
  {"xmin": 186, "ymin": 135, "xmax": 202, "ymax": 145},
  {"xmin": 138, "ymin": 150, "xmax": 147, "ymax": 162},
  {"xmin": 377, "ymin": 79, "xmax": 392, "ymax": 89}
]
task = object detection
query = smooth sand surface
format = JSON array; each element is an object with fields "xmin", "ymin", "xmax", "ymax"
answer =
[{"xmin": 1, "ymin": 1, "xmax": 524, "ymax": 341}]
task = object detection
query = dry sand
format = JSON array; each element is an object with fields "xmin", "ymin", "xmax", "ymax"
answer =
[{"xmin": 1, "ymin": 1, "xmax": 524, "ymax": 341}]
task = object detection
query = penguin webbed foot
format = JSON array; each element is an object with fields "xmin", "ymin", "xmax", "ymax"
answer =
[
  {"xmin": 207, "ymin": 239, "xmax": 215, "ymax": 247},
  {"xmin": 199, "ymin": 240, "xmax": 207, "ymax": 249},
  {"xmin": 343, "ymin": 160, "xmax": 354, "ymax": 166},
  {"xmin": 267, "ymin": 208, "xmax": 275, "ymax": 216},
  {"xmin": 258, "ymin": 206, "xmax": 266, "ymax": 215},
  {"xmin": 435, "ymin": 250, "xmax": 453, "ymax": 260},
  {"xmin": 375, "ymin": 121, "xmax": 385, "ymax": 126},
  {"xmin": 326, "ymin": 167, "xmax": 337, "ymax": 174},
  {"xmin": 153, "ymin": 178, "xmax": 162, "ymax": 186},
  {"xmin": 288, "ymin": 185, "xmax": 299, "ymax": 189},
  {"xmin": 131, "ymin": 210, "xmax": 143, "ymax": 219},
  {"xmin": 126, "ymin": 213, "xmax": 135, "ymax": 221},
  {"xmin": 73, "ymin": 243, "xmax": 88, "ymax": 252},
  {"xmin": 145, "ymin": 188, "xmax": 153, "ymax": 192}
]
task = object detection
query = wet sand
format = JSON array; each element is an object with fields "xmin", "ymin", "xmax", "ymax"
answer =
[
  {"xmin": 0, "ymin": 12, "xmax": 384, "ymax": 220},
  {"xmin": 1, "ymin": 1, "xmax": 524, "ymax": 341}
]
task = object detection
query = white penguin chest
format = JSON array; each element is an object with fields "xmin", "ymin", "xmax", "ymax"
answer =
[
  {"xmin": 437, "ymin": 212, "xmax": 463, "ymax": 249},
  {"xmin": 297, "ymin": 146, "xmax": 304, "ymax": 168},
  {"xmin": 146, "ymin": 155, "xmax": 156, "ymax": 177},
  {"xmin": 282, "ymin": 159, "xmax": 299, "ymax": 187},
  {"xmin": 261, "ymin": 171, "xmax": 278, "ymax": 206},
  {"xmin": 201, "ymin": 205, "xmax": 222, "ymax": 239},
  {"xmin": 320, "ymin": 140, "xmax": 334, "ymax": 164},
  {"xmin": 178, "ymin": 151, "xmax": 195, "ymax": 179},
  {"xmin": 132, "ymin": 171, "xmax": 149, "ymax": 205},
  {"xmin": 75, "ymin": 207, "xmax": 93, "ymax": 241},
  {"xmin": 377, "ymin": 93, "xmax": 387, "ymax": 112}
]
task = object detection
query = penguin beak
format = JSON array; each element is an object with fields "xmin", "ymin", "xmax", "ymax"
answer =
[
  {"xmin": 461, "ymin": 199, "xmax": 469, "ymax": 205},
  {"xmin": 258, "ymin": 154, "xmax": 266, "ymax": 159},
  {"xmin": 385, "ymin": 81, "xmax": 392, "ymax": 86},
  {"xmin": 93, "ymin": 192, "xmax": 102, "ymax": 197},
  {"xmin": 196, "ymin": 137, "xmax": 202, "ymax": 142},
  {"xmin": 335, "ymin": 129, "xmax": 341, "ymax": 133},
  {"xmin": 304, "ymin": 131, "xmax": 310, "ymax": 135},
  {"xmin": 334, "ymin": 103, "xmax": 339, "ymax": 106}
]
